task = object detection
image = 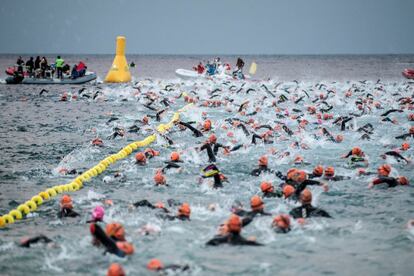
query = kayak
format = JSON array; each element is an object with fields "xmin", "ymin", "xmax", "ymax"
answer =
[
  {"xmin": 5, "ymin": 72, "xmax": 97, "ymax": 85},
  {"xmin": 402, "ymin": 68, "xmax": 414, "ymax": 80},
  {"xmin": 175, "ymin": 69, "xmax": 249, "ymax": 80}
]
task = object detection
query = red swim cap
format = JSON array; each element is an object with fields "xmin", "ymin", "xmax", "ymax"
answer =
[
  {"xmin": 208, "ymin": 134, "xmax": 217, "ymax": 144},
  {"xmin": 250, "ymin": 195, "xmax": 264, "ymax": 211},
  {"xmin": 170, "ymin": 151, "xmax": 180, "ymax": 162},
  {"xmin": 283, "ymin": 185, "xmax": 295, "ymax": 198},
  {"xmin": 60, "ymin": 195, "xmax": 73, "ymax": 209},
  {"xmin": 106, "ymin": 223, "xmax": 126, "ymax": 241},
  {"xmin": 147, "ymin": 259, "xmax": 164, "ymax": 271},
  {"xmin": 227, "ymin": 214, "xmax": 242, "ymax": 233},
  {"xmin": 313, "ymin": 165, "xmax": 324, "ymax": 177},
  {"xmin": 351, "ymin": 147, "xmax": 363, "ymax": 156},
  {"xmin": 116, "ymin": 241, "xmax": 134, "ymax": 255},
  {"xmin": 178, "ymin": 203, "xmax": 191, "ymax": 217},
  {"xmin": 154, "ymin": 171, "xmax": 166, "ymax": 185},
  {"xmin": 107, "ymin": 263, "xmax": 125, "ymax": 276},
  {"xmin": 135, "ymin": 152, "xmax": 146, "ymax": 163},
  {"xmin": 324, "ymin": 166, "xmax": 335, "ymax": 177},
  {"xmin": 300, "ymin": 189, "xmax": 312, "ymax": 204},
  {"xmin": 260, "ymin": 181, "xmax": 273, "ymax": 193},
  {"xmin": 258, "ymin": 155, "xmax": 268, "ymax": 166},
  {"xmin": 272, "ymin": 214, "xmax": 291, "ymax": 229},
  {"xmin": 377, "ymin": 164, "xmax": 391, "ymax": 177},
  {"xmin": 399, "ymin": 176, "xmax": 409, "ymax": 185}
]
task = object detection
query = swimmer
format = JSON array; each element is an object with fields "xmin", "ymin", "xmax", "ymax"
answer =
[
  {"xmin": 289, "ymin": 189, "xmax": 331, "ymax": 219},
  {"xmin": 58, "ymin": 195, "xmax": 80, "ymax": 218},
  {"xmin": 201, "ymin": 164, "xmax": 227, "ymax": 188},
  {"xmin": 260, "ymin": 181, "xmax": 283, "ymax": 198},
  {"xmin": 206, "ymin": 215, "xmax": 263, "ymax": 246},
  {"xmin": 271, "ymin": 214, "xmax": 291, "ymax": 234},
  {"xmin": 322, "ymin": 166, "xmax": 350, "ymax": 181},
  {"xmin": 368, "ymin": 176, "xmax": 409, "ymax": 188},
  {"xmin": 157, "ymin": 203, "xmax": 191, "ymax": 221},
  {"xmin": 176, "ymin": 121, "xmax": 203, "ymax": 137},
  {"xmin": 147, "ymin": 258, "xmax": 190, "ymax": 273},
  {"xmin": 90, "ymin": 223, "xmax": 134, "ymax": 257},
  {"xmin": 19, "ymin": 235, "xmax": 54, "ymax": 248},
  {"xmin": 132, "ymin": 199, "xmax": 169, "ymax": 213},
  {"xmin": 233, "ymin": 196, "xmax": 271, "ymax": 225},
  {"xmin": 162, "ymin": 152, "xmax": 183, "ymax": 172},
  {"xmin": 395, "ymin": 126, "xmax": 414, "ymax": 140}
]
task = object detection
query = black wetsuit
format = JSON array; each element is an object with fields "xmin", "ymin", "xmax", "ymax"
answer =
[
  {"xmin": 323, "ymin": 175, "xmax": 350, "ymax": 181},
  {"xmin": 90, "ymin": 223, "xmax": 126, "ymax": 257},
  {"xmin": 162, "ymin": 160, "xmax": 183, "ymax": 172},
  {"xmin": 133, "ymin": 199, "xmax": 170, "ymax": 213},
  {"xmin": 289, "ymin": 204, "xmax": 331, "ymax": 219},
  {"xmin": 206, "ymin": 232, "xmax": 263, "ymax": 246},
  {"xmin": 200, "ymin": 143, "xmax": 217, "ymax": 162},
  {"xmin": 372, "ymin": 176, "xmax": 400, "ymax": 188},
  {"xmin": 233, "ymin": 209, "xmax": 271, "ymax": 227},
  {"xmin": 384, "ymin": 151, "xmax": 409, "ymax": 163},
  {"xmin": 157, "ymin": 214, "xmax": 190, "ymax": 221},
  {"xmin": 20, "ymin": 235, "xmax": 53, "ymax": 248},
  {"xmin": 395, "ymin": 133, "xmax": 414, "ymax": 140},
  {"xmin": 178, "ymin": 121, "xmax": 203, "ymax": 137},
  {"xmin": 58, "ymin": 208, "xmax": 80, "ymax": 218},
  {"xmin": 262, "ymin": 190, "xmax": 283, "ymax": 198},
  {"xmin": 250, "ymin": 165, "xmax": 271, "ymax": 176}
]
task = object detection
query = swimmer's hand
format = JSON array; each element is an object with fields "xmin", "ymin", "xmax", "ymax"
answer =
[
  {"xmin": 322, "ymin": 183, "xmax": 329, "ymax": 192},
  {"xmin": 368, "ymin": 182, "xmax": 374, "ymax": 189}
]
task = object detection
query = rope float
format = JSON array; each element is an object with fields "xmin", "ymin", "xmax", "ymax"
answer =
[{"xmin": 0, "ymin": 104, "xmax": 193, "ymax": 228}]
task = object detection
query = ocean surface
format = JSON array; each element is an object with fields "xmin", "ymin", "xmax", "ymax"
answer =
[{"xmin": 0, "ymin": 55, "xmax": 414, "ymax": 276}]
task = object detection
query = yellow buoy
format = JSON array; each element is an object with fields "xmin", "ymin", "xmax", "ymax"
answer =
[
  {"xmin": 9, "ymin": 209, "xmax": 23, "ymax": 220},
  {"xmin": 105, "ymin": 36, "xmax": 132, "ymax": 83},
  {"xmin": 3, "ymin": 214, "xmax": 14, "ymax": 224},
  {"xmin": 249, "ymin": 62, "xmax": 257, "ymax": 75},
  {"xmin": 0, "ymin": 216, "xmax": 5, "ymax": 227},
  {"xmin": 17, "ymin": 204, "xmax": 30, "ymax": 215}
]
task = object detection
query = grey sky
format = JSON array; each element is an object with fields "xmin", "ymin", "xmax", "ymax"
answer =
[{"xmin": 0, "ymin": 0, "xmax": 413, "ymax": 54}]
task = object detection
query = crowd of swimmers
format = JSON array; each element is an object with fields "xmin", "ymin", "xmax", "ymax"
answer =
[{"xmin": 16, "ymin": 76, "xmax": 414, "ymax": 275}]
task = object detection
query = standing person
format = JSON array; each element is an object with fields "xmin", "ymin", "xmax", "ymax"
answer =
[
  {"xmin": 16, "ymin": 56, "xmax": 24, "ymax": 73},
  {"xmin": 40, "ymin": 57, "xmax": 48, "ymax": 78},
  {"xmin": 233, "ymin": 57, "xmax": 245, "ymax": 79},
  {"xmin": 25, "ymin": 57, "xmax": 34, "ymax": 76},
  {"xmin": 55, "ymin": 56, "xmax": 65, "ymax": 79}
]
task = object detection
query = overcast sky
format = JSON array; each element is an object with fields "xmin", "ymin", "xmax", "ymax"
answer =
[{"xmin": 0, "ymin": 0, "xmax": 413, "ymax": 55}]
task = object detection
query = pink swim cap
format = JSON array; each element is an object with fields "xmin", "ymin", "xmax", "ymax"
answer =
[{"xmin": 92, "ymin": 206, "xmax": 105, "ymax": 221}]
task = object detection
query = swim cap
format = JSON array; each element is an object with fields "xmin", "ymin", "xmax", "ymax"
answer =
[
  {"xmin": 377, "ymin": 164, "xmax": 391, "ymax": 177},
  {"xmin": 335, "ymin": 135, "xmax": 344, "ymax": 143},
  {"xmin": 300, "ymin": 189, "xmax": 312, "ymax": 204},
  {"xmin": 294, "ymin": 155, "xmax": 304, "ymax": 164},
  {"xmin": 203, "ymin": 119, "xmax": 212, "ymax": 130},
  {"xmin": 147, "ymin": 259, "xmax": 164, "ymax": 271},
  {"xmin": 290, "ymin": 170, "xmax": 307, "ymax": 183},
  {"xmin": 398, "ymin": 176, "xmax": 409, "ymax": 185},
  {"xmin": 286, "ymin": 168, "xmax": 298, "ymax": 180},
  {"xmin": 408, "ymin": 114, "xmax": 414, "ymax": 121},
  {"xmin": 142, "ymin": 116, "xmax": 149, "ymax": 124},
  {"xmin": 351, "ymin": 147, "xmax": 363, "ymax": 156},
  {"xmin": 178, "ymin": 203, "xmax": 191, "ymax": 217},
  {"xmin": 227, "ymin": 214, "xmax": 242, "ymax": 233},
  {"xmin": 260, "ymin": 181, "xmax": 273, "ymax": 193},
  {"xmin": 209, "ymin": 134, "xmax": 217, "ymax": 144},
  {"xmin": 401, "ymin": 142, "xmax": 410, "ymax": 151},
  {"xmin": 324, "ymin": 166, "xmax": 335, "ymax": 177},
  {"xmin": 92, "ymin": 138, "xmax": 103, "ymax": 146},
  {"xmin": 92, "ymin": 206, "xmax": 105, "ymax": 221},
  {"xmin": 283, "ymin": 185, "xmax": 295, "ymax": 198},
  {"xmin": 154, "ymin": 171, "xmax": 166, "ymax": 185},
  {"xmin": 116, "ymin": 241, "xmax": 134, "ymax": 255},
  {"xmin": 170, "ymin": 152, "xmax": 180, "ymax": 162},
  {"xmin": 313, "ymin": 165, "xmax": 324, "ymax": 177},
  {"xmin": 145, "ymin": 148, "xmax": 160, "ymax": 157},
  {"xmin": 272, "ymin": 214, "xmax": 291, "ymax": 229},
  {"xmin": 258, "ymin": 155, "xmax": 268, "ymax": 166},
  {"xmin": 106, "ymin": 223, "xmax": 125, "ymax": 241},
  {"xmin": 227, "ymin": 131, "xmax": 234, "ymax": 137},
  {"xmin": 60, "ymin": 195, "xmax": 73, "ymax": 209},
  {"xmin": 409, "ymin": 126, "xmax": 414, "ymax": 134},
  {"xmin": 250, "ymin": 195, "xmax": 264, "ymax": 211},
  {"xmin": 107, "ymin": 263, "xmax": 125, "ymax": 276},
  {"xmin": 135, "ymin": 152, "xmax": 146, "ymax": 163}
]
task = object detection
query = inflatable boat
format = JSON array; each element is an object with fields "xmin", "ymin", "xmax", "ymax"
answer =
[
  {"xmin": 5, "ymin": 72, "xmax": 97, "ymax": 85},
  {"xmin": 175, "ymin": 69, "xmax": 249, "ymax": 80},
  {"xmin": 402, "ymin": 68, "xmax": 414, "ymax": 80}
]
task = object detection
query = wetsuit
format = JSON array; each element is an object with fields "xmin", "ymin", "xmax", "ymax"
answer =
[
  {"xmin": 89, "ymin": 223, "xmax": 126, "ymax": 257},
  {"xmin": 262, "ymin": 190, "xmax": 283, "ymax": 198},
  {"xmin": 157, "ymin": 213, "xmax": 190, "ymax": 221},
  {"xmin": 200, "ymin": 143, "xmax": 216, "ymax": 162},
  {"xmin": 383, "ymin": 151, "xmax": 409, "ymax": 163},
  {"xmin": 273, "ymin": 227, "xmax": 291, "ymax": 234},
  {"xmin": 289, "ymin": 204, "xmax": 331, "ymax": 219},
  {"xmin": 177, "ymin": 121, "xmax": 203, "ymax": 137},
  {"xmin": 395, "ymin": 133, "xmax": 414, "ymax": 140},
  {"xmin": 162, "ymin": 160, "xmax": 183, "ymax": 172},
  {"xmin": 58, "ymin": 208, "xmax": 80, "ymax": 218},
  {"xmin": 201, "ymin": 164, "xmax": 224, "ymax": 188},
  {"xmin": 250, "ymin": 165, "xmax": 272, "ymax": 176},
  {"xmin": 133, "ymin": 199, "xmax": 170, "ymax": 213},
  {"xmin": 372, "ymin": 176, "xmax": 400, "ymax": 188},
  {"xmin": 289, "ymin": 179, "xmax": 324, "ymax": 196},
  {"xmin": 206, "ymin": 233, "xmax": 263, "ymax": 246},
  {"xmin": 323, "ymin": 175, "xmax": 351, "ymax": 181},
  {"xmin": 233, "ymin": 210, "xmax": 271, "ymax": 227},
  {"xmin": 20, "ymin": 235, "xmax": 53, "ymax": 248}
]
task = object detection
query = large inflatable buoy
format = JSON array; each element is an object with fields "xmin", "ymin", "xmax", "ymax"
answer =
[{"xmin": 105, "ymin": 36, "xmax": 132, "ymax": 83}]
